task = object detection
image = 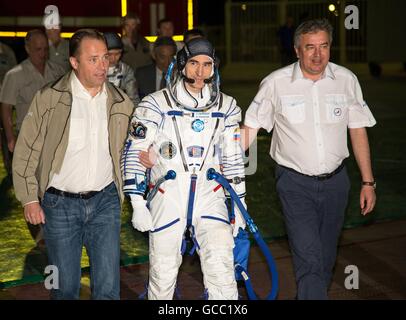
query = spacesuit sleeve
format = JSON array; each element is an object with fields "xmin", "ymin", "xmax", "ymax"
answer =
[
  {"xmin": 121, "ymin": 95, "xmax": 164, "ymax": 197},
  {"xmin": 221, "ymin": 98, "xmax": 246, "ymax": 198}
]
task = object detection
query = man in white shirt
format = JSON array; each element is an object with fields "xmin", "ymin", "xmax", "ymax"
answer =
[
  {"xmin": 243, "ymin": 19, "xmax": 376, "ymax": 299},
  {"xmin": 12, "ymin": 29, "xmax": 134, "ymax": 299}
]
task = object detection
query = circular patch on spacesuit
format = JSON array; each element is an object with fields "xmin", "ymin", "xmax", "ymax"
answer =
[
  {"xmin": 159, "ymin": 141, "xmax": 177, "ymax": 159},
  {"xmin": 191, "ymin": 119, "xmax": 205, "ymax": 132}
]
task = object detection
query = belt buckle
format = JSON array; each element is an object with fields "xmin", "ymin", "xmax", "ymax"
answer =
[
  {"xmin": 315, "ymin": 173, "xmax": 331, "ymax": 181},
  {"xmin": 78, "ymin": 191, "xmax": 91, "ymax": 199}
]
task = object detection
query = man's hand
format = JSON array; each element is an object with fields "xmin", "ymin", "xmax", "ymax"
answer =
[
  {"xmin": 7, "ymin": 134, "xmax": 16, "ymax": 153},
  {"xmin": 130, "ymin": 197, "xmax": 154, "ymax": 232},
  {"xmin": 139, "ymin": 146, "xmax": 157, "ymax": 169},
  {"xmin": 360, "ymin": 186, "xmax": 376, "ymax": 216},
  {"xmin": 24, "ymin": 202, "xmax": 45, "ymax": 225}
]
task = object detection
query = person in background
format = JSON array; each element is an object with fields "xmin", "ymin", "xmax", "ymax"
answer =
[
  {"xmin": 183, "ymin": 28, "xmax": 205, "ymax": 44},
  {"xmin": 121, "ymin": 13, "xmax": 152, "ymax": 71},
  {"xmin": 104, "ymin": 32, "xmax": 140, "ymax": 107},
  {"xmin": 43, "ymin": 5, "xmax": 70, "ymax": 72},
  {"xmin": 0, "ymin": 41, "xmax": 17, "ymax": 176},
  {"xmin": 156, "ymin": 18, "xmax": 182, "ymax": 51},
  {"xmin": 136, "ymin": 36, "xmax": 177, "ymax": 99}
]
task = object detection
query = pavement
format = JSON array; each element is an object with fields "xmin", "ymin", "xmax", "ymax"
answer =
[{"xmin": 1, "ymin": 218, "xmax": 405, "ymax": 300}]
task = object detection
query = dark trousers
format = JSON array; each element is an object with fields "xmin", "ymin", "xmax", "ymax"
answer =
[{"xmin": 275, "ymin": 165, "xmax": 350, "ymax": 299}]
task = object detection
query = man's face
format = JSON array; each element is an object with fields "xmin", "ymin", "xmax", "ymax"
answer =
[
  {"xmin": 26, "ymin": 34, "xmax": 49, "ymax": 66},
  {"xmin": 69, "ymin": 38, "xmax": 109, "ymax": 90},
  {"xmin": 108, "ymin": 49, "xmax": 123, "ymax": 67},
  {"xmin": 123, "ymin": 18, "xmax": 139, "ymax": 36},
  {"xmin": 158, "ymin": 22, "xmax": 174, "ymax": 37},
  {"xmin": 154, "ymin": 45, "xmax": 176, "ymax": 73},
  {"xmin": 295, "ymin": 30, "xmax": 330, "ymax": 80},
  {"xmin": 184, "ymin": 54, "xmax": 213, "ymax": 93},
  {"xmin": 45, "ymin": 28, "xmax": 61, "ymax": 44}
]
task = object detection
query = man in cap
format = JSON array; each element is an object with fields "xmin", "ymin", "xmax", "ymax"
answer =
[
  {"xmin": 104, "ymin": 32, "xmax": 139, "ymax": 107},
  {"xmin": 121, "ymin": 38, "xmax": 247, "ymax": 299},
  {"xmin": 43, "ymin": 5, "xmax": 70, "ymax": 72}
]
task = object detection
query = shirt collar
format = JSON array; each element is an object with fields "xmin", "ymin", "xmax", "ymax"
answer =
[
  {"xmin": 71, "ymin": 72, "xmax": 106, "ymax": 99},
  {"xmin": 291, "ymin": 61, "xmax": 336, "ymax": 82}
]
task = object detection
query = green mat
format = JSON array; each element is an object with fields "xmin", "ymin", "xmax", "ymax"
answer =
[{"xmin": 1, "ymin": 75, "xmax": 405, "ymax": 288}]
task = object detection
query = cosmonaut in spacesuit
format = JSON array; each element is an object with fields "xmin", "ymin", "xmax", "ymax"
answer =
[{"xmin": 121, "ymin": 38, "xmax": 246, "ymax": 300}]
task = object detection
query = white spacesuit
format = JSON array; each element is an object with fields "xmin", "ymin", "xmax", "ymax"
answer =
[{"xmin": 121, "ymin": 38, "xmax": 246, "ymax": 300}]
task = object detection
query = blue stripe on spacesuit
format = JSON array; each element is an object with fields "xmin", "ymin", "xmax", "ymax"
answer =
[
  {"xmin": 150, "ymin": 218, "xmax": 181, "ymax": 233},
  {"xmin": 167, "ymin": 110, "xmax": 183, "ymax": 116},
  {"xmin": 211, "ymin": 112, "xmax": 224, "ymax": 118},
  {"xmin": 186, "ymin": 174, "xmax": 198, "ymax": 227},
  {"xmin": 201, "ymin": 215, "xmax": 230, "ymax": 225}
]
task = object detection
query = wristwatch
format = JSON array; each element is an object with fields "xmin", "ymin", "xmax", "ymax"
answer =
[{"xmin": 362, "ymin": 181, "xmax": 376, "ymax": 189}]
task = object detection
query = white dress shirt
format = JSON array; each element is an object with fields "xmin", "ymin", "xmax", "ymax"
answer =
[
  {"xmin": 245, "ymin": 61, "xmax": 376, "ymax": 176},
  {"xmin": 48, "ymin": 72, "xmax": 114, "ymax": 192}
]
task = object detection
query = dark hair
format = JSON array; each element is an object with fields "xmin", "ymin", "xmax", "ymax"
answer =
[
  {"xmin": 157, "ymin": 18, "xmax": 173, "ymax": 29},
  {"xmin": 69, "ymin": 28, "xmax": 106, "ymax": 57},
  {"xmin": 294, "ymin": 18, "xmax": 333, "ymax": 48},
  {"xmin": 153, "ymin": 36, "xmax": 177, "ymax": 52},
  {"xmin": 25, "ymin": 29, "xmax": 47, "ymax": 46},
  {"xmin": 183, "ymin": 28, "xmax": 205, "ymax": 43}
]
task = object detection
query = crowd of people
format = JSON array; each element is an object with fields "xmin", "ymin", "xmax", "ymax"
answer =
[{"xmin": 0, "ymin": 6, "xmax": 376, "ymax": 300}]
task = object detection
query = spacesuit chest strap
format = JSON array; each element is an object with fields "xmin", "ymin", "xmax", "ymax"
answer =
[{"xmin": 162, "ymin": 89, "xmax": 189, "ymax": 172}]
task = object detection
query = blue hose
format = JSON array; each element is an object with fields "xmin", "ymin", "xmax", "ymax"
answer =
[{"xmin": 207, "ymin": 168, "xmax": 279, "ymax": 300}]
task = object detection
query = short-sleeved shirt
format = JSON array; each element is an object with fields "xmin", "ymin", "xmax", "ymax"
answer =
[
  {"xmin": 0, "ymin": 59, "xmax": 65, "ymax": 130},
  {"xmin": 0, "ymin": 42, "xmax": 17, "ymax": 88},
  {"xmin": 48, "ymin": 38, "xmax": 71, "ymax": 72},
  {"xmin": 244, "ymin": 61, "xmax": 376, "ymax": 176}
]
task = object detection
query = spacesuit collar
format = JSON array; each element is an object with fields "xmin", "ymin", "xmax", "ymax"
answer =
[{"xmin": 175, "ymin": 80, "xmax": 211, "ymax": 110}]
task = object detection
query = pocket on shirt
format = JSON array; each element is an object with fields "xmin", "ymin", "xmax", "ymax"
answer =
[
  {"xmin": 68, "ymin": 118, "xmax": 85, "ymax": 150},
  {"xmin": 325, "ymin": 94, "xmax": 347, "ymax": 123},
  {"xmin": 280, "ymin": 95, "xmax": 306, "ymax": 124}
]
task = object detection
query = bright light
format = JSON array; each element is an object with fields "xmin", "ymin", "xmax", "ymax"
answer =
[
  {"xmin": 146, "ymin": 35, "xmax": 184, "ymax": 43},
  {"xmin": 121, "ymin": 0, "xmax": 127, "ymax": 17},
  {"xmin": 242, "ymin": 4, "xmax": 247, "ymax": 11},
  {"xmin": 329, "ymin": 4, "xmax": 336, "ymax": 12},
  {"xmin": 0, "ymin": 32, "xmax": 27, "ymax": 37},
  {"xmin": 188, "ymin": 0, "xmax": 194, "ymax": 30}
]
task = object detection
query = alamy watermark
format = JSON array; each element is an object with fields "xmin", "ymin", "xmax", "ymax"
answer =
[
  {"xmin": 344, "ymin": 264, "xmax": 359, "ymax": 290},
  {"xmin": 345, "ymin": 5, "xmax": 359, "ymax": 30},
  {"xmin": 44, "ymin": 265, "xmax": 59, "ymax": 290}
]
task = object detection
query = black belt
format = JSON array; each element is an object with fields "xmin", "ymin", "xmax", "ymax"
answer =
[
  {"xmin": 46, "ymin": 187, "xmax": 102, "ymax": 199},
  {"xmin": 280, "ymin": 163, "xmax": 345, "ymax": 181}
]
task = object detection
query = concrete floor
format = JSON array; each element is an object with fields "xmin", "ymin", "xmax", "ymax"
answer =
[{"xmin": 1, "ymin": 218, "xmax": 405, "ymax": 300}]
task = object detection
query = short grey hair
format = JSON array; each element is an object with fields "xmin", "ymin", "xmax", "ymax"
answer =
[{"xmin": 294, "ymin": 19, "xmax": 333, "ymax": 48}]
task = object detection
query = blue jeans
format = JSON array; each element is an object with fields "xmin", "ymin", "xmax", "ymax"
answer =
[
  {"xmin": 276, "ymin": 165, "xmax": 350, "ymax": 300},
  {"xmin": 42, "ymin": 182, "xmax": 121, "ymax": 300}
]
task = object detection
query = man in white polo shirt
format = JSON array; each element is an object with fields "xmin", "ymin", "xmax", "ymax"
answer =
[{"xmin": 243, "ymin": 19, "xmax": 376, "ymax": 299}]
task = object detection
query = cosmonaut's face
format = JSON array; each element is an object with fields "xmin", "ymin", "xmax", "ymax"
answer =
[{"xmin": 184, "ymin": 54, "xmax": 213, "ymax": 94}]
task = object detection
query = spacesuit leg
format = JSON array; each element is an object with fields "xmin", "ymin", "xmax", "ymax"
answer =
[
  {"xmin": 195, "ymin": 218, "xmax": 238, "ymax": 300},
  {"xmin": 148, "ymin": 220, "xmax": 184, "ymax": 300}
]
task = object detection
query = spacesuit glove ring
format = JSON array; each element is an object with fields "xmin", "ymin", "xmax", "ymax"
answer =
[
  {"xmin": 130, "ymin": 197, "xmax": 154, "ymax": 232},
  {"xmin": 233, "ymin": 198, "xmax": 247, "ymax": 237}
]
